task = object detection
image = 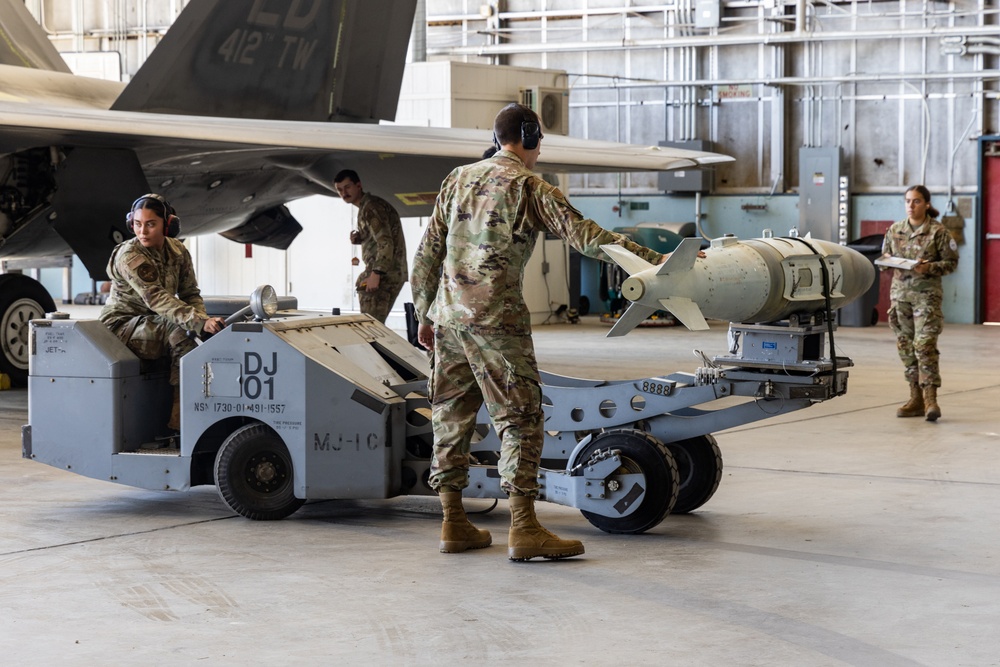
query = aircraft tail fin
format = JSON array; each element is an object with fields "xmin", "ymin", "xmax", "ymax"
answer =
[
  {"xmin": 0, "ymin": 2, "xmax": 72, "ymax": 72},
  {"xmin": 112, "ymin": 0, "xmax": 416, "ymax": 123}
]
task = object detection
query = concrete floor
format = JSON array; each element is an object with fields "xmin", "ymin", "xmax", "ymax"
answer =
[{"xmin": 2, "ymin": 313, "xmax": 999, "ymax": 666}]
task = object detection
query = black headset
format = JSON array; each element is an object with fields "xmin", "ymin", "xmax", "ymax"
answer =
[
  {"xmin": 491, "ymin": 116, "xmax": 543, "ymax": 152},
  {"xmin": 521, "ymin": 120, "xmax": 542, "ymax": 151},
  {"xmin": 126, "ymin": 193, "xmax": 181, "ymax": 238}
]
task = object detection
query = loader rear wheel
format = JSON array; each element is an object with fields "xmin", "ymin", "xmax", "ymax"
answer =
[
  {"xmin": 574, "ymin": 429, "xmax": 678, "ymax": 534},
  {"xmin": 665, "ymin": 435, "xmax": 723, "ymax": 514},
  {"xmin": 215, "ymin": 423, "xmax": 304, "ymax": 520},
  {"xmin": 0, "ymin": 274, "xmax": 55, "ymax": 387}
]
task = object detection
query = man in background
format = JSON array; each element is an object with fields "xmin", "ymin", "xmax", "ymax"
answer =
[{"xmin": 334, "ymin": 169, "xmax": 408, "ymax": 323}]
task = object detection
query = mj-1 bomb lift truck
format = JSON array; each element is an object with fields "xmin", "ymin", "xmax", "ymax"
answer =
[{"xmin": 22, "ymin": 286, "xmax": 851, "ymax": 534}]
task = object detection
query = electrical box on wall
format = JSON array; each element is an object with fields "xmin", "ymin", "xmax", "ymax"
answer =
[
  {"xmin": 658, "ymin": 140, "xmax": 715, "ymax": 193},
  {"xmin": 798, "ymin": 147, "xmax": 844, "ymax": 241},
  {"xmin": 695, "ymin": 0, "xmax": 721, "ymax": 28}
]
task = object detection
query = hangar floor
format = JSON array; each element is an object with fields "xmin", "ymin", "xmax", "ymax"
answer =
[{"xmin": 2, "ymin": 313, "xmax": 999, "ymax": 666}]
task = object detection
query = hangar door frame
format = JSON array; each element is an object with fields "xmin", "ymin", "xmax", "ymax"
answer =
[{"xmin": 979, "ymin": 136, "xmax": 1000, "ymax": 324}]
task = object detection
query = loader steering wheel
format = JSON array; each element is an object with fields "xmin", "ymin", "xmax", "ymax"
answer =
[{"xmin": 189, "ymin": 285, "xmax": 279, "ymax": 344}]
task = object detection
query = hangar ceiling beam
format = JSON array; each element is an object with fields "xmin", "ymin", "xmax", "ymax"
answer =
[{"xmin": 428, "ymin": 25, "xmax": 1000, "ymax": 56}]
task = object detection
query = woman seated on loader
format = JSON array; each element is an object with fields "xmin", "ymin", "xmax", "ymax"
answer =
[{"xmin": 99, "ymin": 194, "xmax": 225, "ymax": 434}]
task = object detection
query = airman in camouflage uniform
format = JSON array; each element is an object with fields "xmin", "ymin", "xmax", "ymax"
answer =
[
  {"xmin": 881, "ymin": 185, "xmax": 959, "ymax": 421},
  {"xmin": 411, "ymin": 103, "xmax": 665, "ymax": 560},
  {"xmin": 334, "ymin": 170, "xmax": 407, "ymax": 324},
  {"xmin": 99, "ymin": 195, "xmax": 224, "ymax": 431}
]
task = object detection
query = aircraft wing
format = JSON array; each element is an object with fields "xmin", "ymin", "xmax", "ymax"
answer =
[
  {"xmin": 0, "ymin": 102, "xmax": 731, "ymax": 175},
  {"xmin": 0, "ymin": 99, "xmax": 732, "ymax": 276}
]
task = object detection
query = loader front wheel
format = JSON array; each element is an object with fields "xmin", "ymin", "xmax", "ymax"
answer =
[{"xmin": 215, "ymin": 423, "xmax": 304, "ymax": 520}]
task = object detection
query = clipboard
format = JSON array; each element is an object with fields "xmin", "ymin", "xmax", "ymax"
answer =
[{"xmin": 875, "ymin": 256, "xmax": 919, "ymax": 270}]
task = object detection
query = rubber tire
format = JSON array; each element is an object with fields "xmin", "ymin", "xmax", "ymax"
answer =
[
  {"xmin": 665, "ymin": 435, "xmax": 723, "ymax": 514},
  {"xmin": 214, "ymin": 423, "xmax": 304, "ymax": 520},
  {"xmin": 574, "ymin": 429, "xmax": 679, "ymax": 535},
  {"xmin": 0, "ymin": 274, "xmax": 56, "ymax": 387}
]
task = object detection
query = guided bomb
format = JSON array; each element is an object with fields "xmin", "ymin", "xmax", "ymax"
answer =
[{"xmin": 602, "ymin": 234, "xmax": 876, "ymax": 336}]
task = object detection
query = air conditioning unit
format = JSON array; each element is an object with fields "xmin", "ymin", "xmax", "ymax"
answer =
[{"xmin": 519, "ymin": 86, "xmax": 569, "ymax": 135}]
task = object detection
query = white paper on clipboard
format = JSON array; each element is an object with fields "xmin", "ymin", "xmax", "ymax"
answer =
[{"xmin": 875, "ymin": 256, "xmax": 919, "ymax": 270}]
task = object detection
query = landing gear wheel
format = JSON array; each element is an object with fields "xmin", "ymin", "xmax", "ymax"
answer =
[
  {"xmin": 0, "ymin": 275, "xmax": 55, "ymax": 387},
  {"xmin": 214, "ymin": 423, "xmax": 304, "ymax": 520},
  {"xmin": 574, "ymin": 429, "xmax": 679, "ymax": 534},
  {"xmin": 665, "ymin": 435, "xmax": 723, "ymax": 514}
]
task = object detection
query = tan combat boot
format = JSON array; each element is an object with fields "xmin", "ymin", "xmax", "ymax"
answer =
[
  {"xmin": 923, "ymin": 385, "xmax": 941, "ymax": 422},
  {"xmin": 507, "ymin": 495, "xmax": 584, "ymax": 562},
  {"xmin": 896, "ymin": 381, "xmax": 925, "ymax": 418},
  {"xmin": 438, "ymin": 491, "xmax": 492, "ymax": 553}
]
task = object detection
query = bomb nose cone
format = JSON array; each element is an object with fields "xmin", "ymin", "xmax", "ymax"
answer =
[{"xmin": 622, "ymin": 276, "xmax": 646, "ymax": 301}]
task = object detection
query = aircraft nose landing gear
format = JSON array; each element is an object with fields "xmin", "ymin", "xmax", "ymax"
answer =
[{"xmin": 0, "ymin": 275, "xmax": 55, "ymax": 386}]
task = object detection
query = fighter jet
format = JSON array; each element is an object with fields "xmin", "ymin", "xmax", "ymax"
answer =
[{"xmin": 0, "ymin": 0, "xmax": 732, "ymax": 385}]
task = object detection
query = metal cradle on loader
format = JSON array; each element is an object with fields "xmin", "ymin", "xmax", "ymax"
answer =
[{"xmin": 22, "ymin": 287, "xmax": 851, "ymax": 534}]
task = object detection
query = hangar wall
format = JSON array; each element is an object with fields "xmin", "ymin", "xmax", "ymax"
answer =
[
  {"xmin": 31, "ymin": 0, "xmax": 995, "ymax": 323},
  {"xmin": 424, "ymin": 0, "xmax": 997, "ymax": 196}
]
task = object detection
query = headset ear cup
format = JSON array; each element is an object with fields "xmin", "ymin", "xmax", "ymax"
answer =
[
  {"xmin": 521, "ymin": 121, "xmax": 541, "ymax": 150},
  {"xmin": 166, "ymin": 215, "xmax": 181, "ymax": 238}
]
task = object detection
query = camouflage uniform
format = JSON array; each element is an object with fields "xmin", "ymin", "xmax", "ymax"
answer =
[
  {"xmin": 99, "ymin": 236, "xmax": 211, "ymax": 385},
  {"xmin": 411, "ymin": 149, "xmax": 664, "ymax": 496},
  {"xmin": 353, "ymin": 192, "xmax": 407, "ymax": 323},
  {"xmin": 882, "ymin": 217, "xmax": 959, "ymax": 388}
]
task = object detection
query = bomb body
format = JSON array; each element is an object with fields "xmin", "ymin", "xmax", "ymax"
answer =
[{"xmin": 603, "ymin": 234, "xmax": 876, "ymax": 335}]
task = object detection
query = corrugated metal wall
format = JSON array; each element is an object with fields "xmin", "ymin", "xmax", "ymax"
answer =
[
  {"xmin": 32, "ymin": 1, "xmax": 998, "ymax": 196},
  {"xmin": 423, "ymin": 0, "xmax": 997, "ymax": 196}
]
